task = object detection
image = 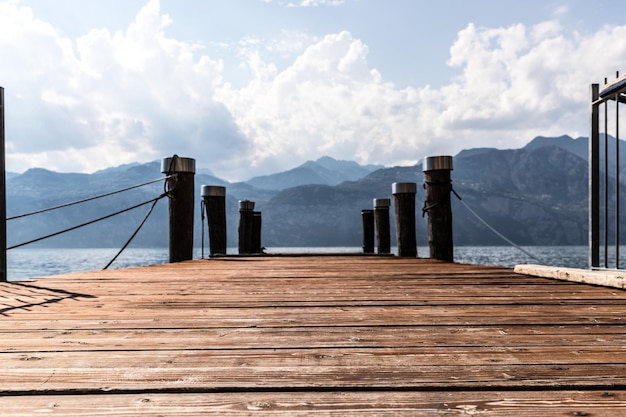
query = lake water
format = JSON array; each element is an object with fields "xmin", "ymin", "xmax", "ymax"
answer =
[{"xmin": 4, "ymin": 245, "xmax": 597, "ymax": 282}]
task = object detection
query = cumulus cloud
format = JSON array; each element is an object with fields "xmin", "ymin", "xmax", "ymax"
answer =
[
  {"xmin": 2, "ymin": 0, "xmax": 246, "ymax": 174},
  {"xmin": 2, "ymin": 0, "xmax": 626, "ymax": 180},
  {"xmin": 217, "ymin": 21, "xmax": 626, "ymax": 176},
  {"xmin": 435, "ymin": 21, "xmax": 626, "ymax": 149}
]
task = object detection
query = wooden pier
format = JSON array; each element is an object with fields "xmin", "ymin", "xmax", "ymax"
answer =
[{"xmin": 2, "ymin": 255, "xmax": 626, "ymax": 415}]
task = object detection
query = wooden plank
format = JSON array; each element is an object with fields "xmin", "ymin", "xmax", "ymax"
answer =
[
  {"xmin": 2, "ymin": 347, "xmax": 626, "ymax": 391},
  {"xmin": 2, "ymin": 256, "xmax": 626, "ymax": 414},
  {"xmin": 2, "ymin": 325, "xmax": 626, "ymax": 352},
  {"xmin": 517, "ymin": 264, "xmax": 626, "ymax": 289},
  {"xmin": 1, "ymin": 390, "xmax": 625, "ymax": 416}
]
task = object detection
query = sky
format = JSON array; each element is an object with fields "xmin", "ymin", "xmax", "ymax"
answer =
[{"xmin": 2, "ymin": 0, "xmax": 626, "ymax": 180}]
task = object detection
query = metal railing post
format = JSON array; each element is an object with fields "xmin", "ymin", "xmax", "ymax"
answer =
[
  {"xmin": 589, "ymin": 84, "xmax": 600, "ymax": 269},
  {"xmin": 0, "ymin": 87, "xmax": 6, "ymax": 281}
]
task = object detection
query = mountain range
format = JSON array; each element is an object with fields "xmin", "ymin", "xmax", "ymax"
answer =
[{"xmin": 5, "ymin": 135, "xmax": 613, "ymax": 250}]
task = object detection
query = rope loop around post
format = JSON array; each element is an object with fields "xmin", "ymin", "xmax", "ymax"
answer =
[{"xmin": 422, "ymin": 180, "xmax": 453, "ymax": 217}]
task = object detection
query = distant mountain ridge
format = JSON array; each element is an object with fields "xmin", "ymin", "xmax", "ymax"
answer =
[
  {"xmin": 5, "ymin": 135, "xmax": 614, "ymax": 249},
  {"xmin": 246, "ymin": 156, "xmax": 383, "ymax": 190}
]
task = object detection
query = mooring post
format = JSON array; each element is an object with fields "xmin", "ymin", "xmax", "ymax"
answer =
[
  {"xmin": 374, "ymin": 198, "xmax": 391, "ymax": 255},
  {"xmin": 392, "ymin": 182, "xmax": 417, "ymax": 257},
  {"xmin": 252, "ymin": 211, "xmax": 262, "ymax": 254},
  {"xmin": 238, "ymin": 200, "xmax": 255, "ymax": 254},
  {"xmin": 201, "ymin": 185, "xmax": 227, "ymax": 256},
  {"xmin": 0, "ymin": 87, "xmax": 6, "ymax": 282},
  {"xmin": 162, "ymin": 156, "xmax": 196, "ymax": 263},
  {"xmin": 361, "ymin": 209, "xmax": 375, "ymax": 254},
  {"xmin": 423, "ymin": 156, "xmax": 454, "ymax": 262}
]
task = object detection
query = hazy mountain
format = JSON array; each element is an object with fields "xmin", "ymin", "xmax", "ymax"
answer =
[
  {"xmin": 260, "ymin": 135, "xmax": 614, "ymax": 247},
  {"xmin": 246, "ymin": 156, "xmax": 383, "ymax": 190},
  {"xmin": 524, "ymin": 135, "xmax": 588, "ymax": 160},
  {"xmin": 5, "ymin": 135, "xmax": 612, "ymax": 249},
  {"xmin": 93, "ymin": 162, "xmax": 141, "ymax": 175}
]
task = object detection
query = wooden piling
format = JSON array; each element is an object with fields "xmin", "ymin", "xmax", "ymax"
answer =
[
  {"xmin": 374, "ymin": 198, "xmax": 391, "ymax": 255},
  {"xmin": 361, "ymin": 209, "xmax": 375, "ymax": 254},
  {"xmin": 392, "ymin": 182, "xmax": 417, "ymax": 257},
  {"xmin": 252, "ymin": 211, "xmax": 262, "ymax": 254},
  {"xmin": 201, "ymin": 185, "xmax": 227, "ymax": 256},
  {"xmin": 161, "ymin": 156, "xmax": 195, "ymax": 263},
  {"xmin": 423, "ymin": 156, "xmax": 454, "ymax": 262},
  {"xmin": 238, "ymin": 200, "xmax": 255, "ymax": 254}
]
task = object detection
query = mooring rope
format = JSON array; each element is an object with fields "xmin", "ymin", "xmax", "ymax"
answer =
[
  {"xmin": 450, "ymin": 187, "xmax": 540, "ymax": 262},
  {"xmin": 200, "ymin": 199, "xmax": 206, "ymax": 259},
  {"xmin": 7, "ymin": 176, "xmax": 172, "ymax": 221},
  {"xmin": 8, "ymin": 193, "xmax": 169, "ymax": 250},
  {"xmin": 103, "ymin": 193, "xmax": 167, "ymax": 270}
]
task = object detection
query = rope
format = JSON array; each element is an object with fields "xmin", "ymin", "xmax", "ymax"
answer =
[
  {"xmin": 163, "ymin": 154, "xmax": 179, "ymax": 199},
  {"xmin": 421, "ymin": 180, "xmax": 451, "ymax": 217},
  {"xmin": 7, "ymin": 176, "xmax": 171, "ymax": 220},
  {"xmin": 103, "ymin": 194, "xmax": 166, "ymax": 270},
  {"xmin": 8, "ymin": 193, "xmax": 169, "ymax": 250},
  {"xmin": 200, "ymin": 199, "xmax": 206, "ymax": 259},
  {"xmin": 450, "ymin": 187, "xmax": 540, "ymax": 262}
]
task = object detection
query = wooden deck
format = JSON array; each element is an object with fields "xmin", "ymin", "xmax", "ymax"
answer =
[{"xmin": 2, "ymin": 255, "xmax": 626, "ymax": 415}]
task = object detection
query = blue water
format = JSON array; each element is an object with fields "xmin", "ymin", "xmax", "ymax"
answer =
[{"xmin": 4, "ymin": 245, "xmax": 594, "ymax": 282}]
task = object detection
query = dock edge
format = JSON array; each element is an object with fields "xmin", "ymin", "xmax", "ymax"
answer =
[{"xmin": 514, "ymin": 264, "xmax": 626, "ymax": 290}]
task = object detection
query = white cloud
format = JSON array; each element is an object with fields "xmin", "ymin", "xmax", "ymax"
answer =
[
  {"xmin": 216, "ymin": 31, "xmax": 425, "ymax": 176},
  {"xmin": 217, "ymin": 20, "xmax": 626, "ymax": 177},
  {"xmin": 284, "ymin": 0, "xmax": 345, "ymax": 7},
  {"xmin": 2, "ymin": 0, "xmax": 245, "ymax": 175},
  {"xmin": 433, "ymin": 20, "xmax": 626, "ymax": 150},
  {"xmin": 3, "ymin": 0, "xmax": 626, "ymax": 180}
]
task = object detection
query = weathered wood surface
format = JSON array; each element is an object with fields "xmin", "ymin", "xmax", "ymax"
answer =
[{"xmin": 2, "ymin": 256, "xmax": 626, "ymax": 415}]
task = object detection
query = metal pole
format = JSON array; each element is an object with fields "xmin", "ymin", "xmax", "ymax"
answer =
[
  {"xmin": 590, "ymin": 84, "xmax": 600, "ymax": 269},
  {"xmin": 604, "ymin": 96, "xmax": 608, "ymax": 267},
  {"xmin": 0, "ymin": 87, "xmax": 6, "ymax": 281},
  {"xmin": 614, "ymin": 73, "xmax": 622, "ymax": 269}
]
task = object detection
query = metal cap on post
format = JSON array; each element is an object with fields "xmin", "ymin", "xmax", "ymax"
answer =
[
  {"xmin": 392, "ymin": 182, "xmax": 417, "ymax": 257},
  {"xmin": 423, "ymin": 155, "xmax": 454, "ymax": 262},
  {"xmin": 423, "ymin": 155, "xmax": 453, "ymax": 172},
  {"xmin": 374, "ymin": 198, "xmax": 391, "ymax": 208},
  {"xmin": 392, "ymin": 182, "xmax": 417, "ymax": 195},
  {"xmin": 373, "ymin": 198, "xmax": 391, "ymax": 255},
  {"xmin": 162, "ymin": 156, "xmax": 196, "ymax": 263},
  {"xmin": 201, "ymin": 185, "xmax": 226, "ymax": 198},
  {"xmin": 239, "ymin": 200, "xmax": 255, "ymax": 211},
  {"xmin": 201, "ymin": 185, "xmax": 227, "ymax": 256},
  {"xmin": 162, "ymin": 156, "xmax": 196, "ymax": 175}
]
